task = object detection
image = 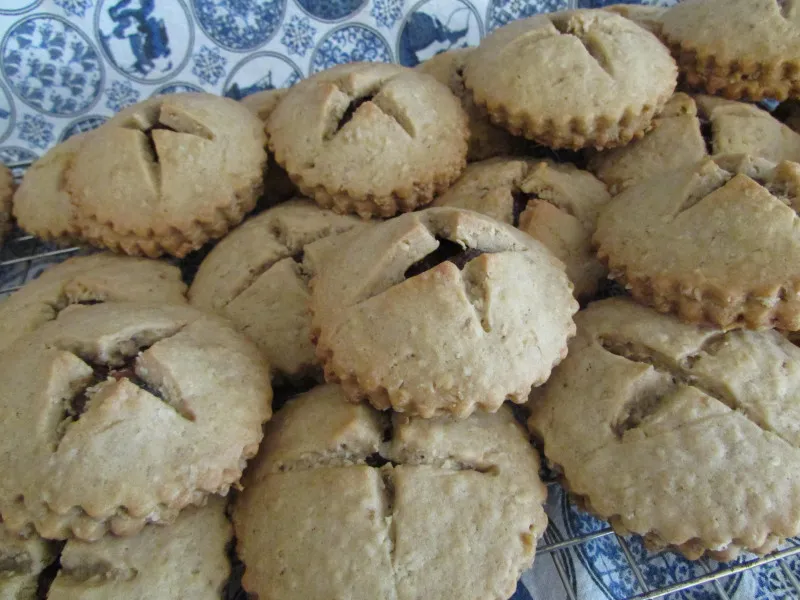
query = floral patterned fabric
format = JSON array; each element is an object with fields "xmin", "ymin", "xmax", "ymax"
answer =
[{"xmin": 0, "ymin": 2, "xmax": 798, "ymax": 599}]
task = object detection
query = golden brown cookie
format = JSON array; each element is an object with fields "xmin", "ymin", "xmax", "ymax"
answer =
[
  {"xmin": 417, "ymin": 49, "xmax": 521, "ymax": 162},
  {"xmin": 66, "ymin": 93, "xmax": 267, "ymax": 258},
  {"xmin": 0, "ymin": 164, "xmax": 13, "ymax": 249},
  {"xmin": 267, "ymin": 63, "xmax": 468, "ymax": 218},
  {"xmin": 433, "ymin": 157, "xmax": 611, "ymax": 298},
  {"xmin": 529, "ymin": 297, "xmax": 800, "ymax": 560},
  {"xmin": 310, "ymin": 207, "xmax": 578, "ymax": 418},
  {"xmin": 594, "ymin": 154, "xmax": 800, "ymax": 330},
  {"xmin": 660, "ymin": 0, "xmax": 800, "ymax": 101},
  {"xmin": 12, "ymin": 135, "xmax": 88, "ymax": 244},
  {"xmin": 0, "ymin": 303, "xmax": 271, "ymax": 540},
  {"xmin": 189, "ymin": 199, "xmax": 367, "ymax": 382},
  {"xmin": 234, "ymin": 383, "xmax": 548, "ymax": 600},
  {"xmin": 463, "ymin": 10, "xmax": 677, "ymax": 149},
  {"xmin": 47, "ymin": 498, "xmax": 231, "ymax": 599},
  {"xmin": 0, "ymin": 253, "xmax": 188, "ymax": 354}
]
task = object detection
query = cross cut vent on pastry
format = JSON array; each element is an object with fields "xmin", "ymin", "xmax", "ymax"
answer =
[
  {"xmin": 403, "ymin": 237, "xmax": 487, "ymax": 279},
  {"xmin": 54, "ymin": 324, "xmax": 194, "ymax": 451},
  {"xmin": 550, "ymin": 14, "xmax": 614, "ymax": 78},
  {"xmin": 234, "ymin": 384, "xmax": 546, "ymax": 600},
  {"xmin": 122, "ymin": 108, "xmax": 214, "ymax": 172},
  {"xmin": 325, "ymin": 81, "xmax": 416, "ymax": 141}
]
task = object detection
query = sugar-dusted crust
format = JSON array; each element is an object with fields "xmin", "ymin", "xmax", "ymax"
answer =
[
  {"xmin": 0, "ymin": 303, "xmax": 271, "ymax": 541},
  {"xmin": 234, "ymin": 384, "xmax": 548, "ymax": 600},
  {"xmin": 463, "ymin": 10, "xmax": 677, "ymax": 150},
  {"xmin": 66, "ymin": 93, "xmax": 267, "ymax": 258},
  {"xmin": 48, "ymin": 498, "xmax": 231, "ymax": 599},
  {"xmin": 268, "ymin": 63, "xmax": 469, "ymax": 218},
  {"xmin": 660, "ymin": 0, "xmax": 800, "ymax": 101},
  {"xmin": 310, "ymin": 207, "xmax": 577, "ymax": 418},
  {"xmin": 189, "ymin": 199, "xmax": 368, "ymax": 381},
  {"xmin": 594, "ymin": 155, "xmax": 800, "ymax": 330},
  {"xmin": 529, "ymin": 297, "xmax": 800, "ymax": 561},
  {"xmin": 433, "ymin": 157, "xmax": 611, "ymax": 298}
]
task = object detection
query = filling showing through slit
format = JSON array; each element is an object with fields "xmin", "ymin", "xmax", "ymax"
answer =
[
  {"xmin": 140, "ymin": 123, "xmax": 178, "ymax": 163},
  {"xmin": 336, "ymin": 95, "xmax": 375, "ymax": 134},
  {"xmin": 404, "ymin": 237, "xmax": 486, "ymax": 279},
  {"xmin": 511, "ymin": 190, "xmax": 537, "ymax": 227},
  {"xmin": 699, "ymin": 119, "xmax": 714, "ymax": 156}
]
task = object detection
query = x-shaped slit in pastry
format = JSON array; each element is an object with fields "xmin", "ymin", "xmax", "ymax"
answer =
[
  {"xmin": 328, "ymin": 86, "xmax": 415, "ymax": 140},
  {"xmin": 404, "ymin": 237, "xmax": 486, "ymax": 279},
  {"xmin": 550, "ymin": 16, "xmax": 614, "ymax": 78},
  {"xmin": 598, "ymin": 334, "xmax": 797, "ymax": 447},
  {"xmin": 122, "ymin": 106, "xmax": 214, "ymax": 167}
]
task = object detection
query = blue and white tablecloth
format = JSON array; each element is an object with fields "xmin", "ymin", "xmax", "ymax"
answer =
[{"xmin": 0, "ymin": 2, "xmax": 798, "ymax": 599}]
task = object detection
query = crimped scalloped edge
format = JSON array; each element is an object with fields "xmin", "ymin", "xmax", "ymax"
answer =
[
  {"xmin": 272, "ymin": 149, "xmax": 466, "ymax": 219},
  {"xmin": 1, "ymin": 440, "xmax": 261, "ymax": 541},
  {"xmin": 468, "ymin": 84, "xmax": 674, "ymax": 151},
  {"xmin": 72, "ymin": 181, "xmax": 261, "ymax": 259},
  {"xmin": 309, "ymin": 313, "xmax": 572, "ymax": 420},
  {"xmin": 663, "ymin": 35, "xmax": 800, "ymax": 101},
  {"xmin": 595, "ymin": 246, "xmax": 800, "ymax": 331},
  {"xmin": 558, "ymin": 476, "xmax": 786, "ymax": 562}
]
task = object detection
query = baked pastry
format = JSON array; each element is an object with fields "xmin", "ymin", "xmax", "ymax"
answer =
[
  {"xmin": 602, "ymin": 3, "xmax": 666, "ymax": 34},
  {"xmin": 417, "ymin": 49, "xmax": 521, "ymax": 162},
  {"xmin": 234, "ymin": 383, "xmax": 548, "ymax": 600},
  {"xmin": 0, "ymin": 253, "xmax": 187, "ymax": 354},
  {"xmin": 433, "ymin": 157, "xmax": 611, "ymax": 298},
  {"xmin": 694, "ymin": 94, "xmax": 800, "ymax": 162},
  {"xmin": 310, "ymin": 207, "xmax": 578, "ymax": 418},
  {"xmin": 463, "ymin": 10, "xmax": 677, "ymax": 149},
  {"xmin": 13, "ymin": 135, "xmax": 86, "ymax": 244},
  {"xmin": 660, "ymin": 0, "xmax": 800, "ymax": 101},
  {"xmin": 47, "ymin": 498, "xmax": 231, "ymax": 599},
  {"xmin": 0, "ymin": 524, "xmax": 57, "ymax": 599},
  {"xmin": 589, "ymin": 93, "xmax": 800, "ymax": 193},
  {"xmin": 267, "ymin": 63, "xmax": 468, "ymax": 218},
  {"xmin": 240, "ymin": 89, "xmax": 297, "ymax": 208},
  {"xmin": 529, "ymin": 297, "xmax": 800, "ymax": 560},
  {"xmin": 240, "ymin": 89, "xmax": 288, "ymax": 122},
  {"xmin": 189, "ymin": 199, "xmax": 367, "ymax": 382},
  {"xmin": 66, "ymin": 93, "xmax": 267, "ymax": 258},
  {"xmin": 0, "ymin": 164, "xmax": 13, "ymax": 249},
  {"xmin": 594, "ymin": 155, "xmax": 800, "ymax": 330},
  {"xmin": 587, "ymin": 93, "xmax": 706, "ymax": 194},
  {"xmin": 0, "ymin": 303, "xmax": 271, "ymax": 540}
]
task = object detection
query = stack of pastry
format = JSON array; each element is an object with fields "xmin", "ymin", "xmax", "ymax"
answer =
[{"xmin": 1, "ymin": 1, "xmax": 800, "ymax": 598}]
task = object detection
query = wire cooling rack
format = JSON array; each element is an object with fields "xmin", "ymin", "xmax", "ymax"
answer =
[{"xmin": 2, "ymin": 159, "xmax": 800, "ymax": 600}]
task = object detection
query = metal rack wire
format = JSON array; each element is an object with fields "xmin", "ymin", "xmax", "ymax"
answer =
[{"xmin": 2, "ymin": 159, "xmax": 799, "ymax": 599}]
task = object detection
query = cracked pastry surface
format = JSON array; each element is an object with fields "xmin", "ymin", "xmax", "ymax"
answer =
[
  {"xmin": 234, "ymin": 383, "xmax": 547, "ymax": 600},
  {"xmin": 65, "ymin": 93, "xmax": 267, "ymax": 258},
  {"xmin": 0, "ymin": 164, "xmax": 13, "ymax": 250},
  {"xmin": 47, "ymin": 498, "xmax": 231, "ymax": 600},
  {"xmin": 529, "ymin": 297, "xmax": 800, "ymax": 561},
  {"xmin": 189, "ymin": 199, "xmax": 368, "ymax": 382},
  {"xmin": 267, "ymin": 62, "xmax": 469, "ymax": 218},
  {"xmin": 588, "ymin": 93, "xmax": 800, "ymax": 193},
  {"xmin": 594, "ymin": 154, "xmax": 800, "ymax": 330},
  {"xmin": 310, "ymin": 207, "xmax": 578, "ymax": 418},
  {"xmin": 433, "ymin": 157, "xmax": 611, "ymax": 299},
  {"xmin": 660, "ymin": 0, "xmax": 800, "ymax": 101},
  {"xmin": 0, "ymin": 303, "xmax": 271, "ymax": 541},
  {"xmin": 416, "ymin": 49, "xmax": 521, "ymax": 162},
  {"xmin": 463, "ymin": 9, "xmax": 677, "ymax": 149},
  {"xmin": 0, "ymin": 524, "xmax": 57, "ymax": 600}
]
